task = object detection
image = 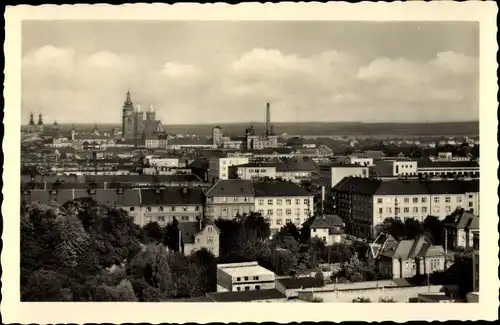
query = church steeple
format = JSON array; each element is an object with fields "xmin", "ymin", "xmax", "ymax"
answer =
[
  {"xmin": 37, "ymin": 113, "xmax": 43, "ymax": 125},
  {"xmin": 29, "ymin": 112, "xmax": 35, "ymax": 125}
]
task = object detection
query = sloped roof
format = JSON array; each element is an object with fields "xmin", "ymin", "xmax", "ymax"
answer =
[
  {"xmin": 206, "ymin": 179, "xmax": 254, "ymax": 197},
  {"xmin": 379, "ymin": 235, "xmax": 444, "ymax": 260},
  {"xmin": 140, "ymin": 188, "xmax": 204, "ymax": 206},
  {"xmin": 444, "ymin": 210, "xmax": 479, "ymax": 230},
  {"xmin": 179, "ymin": 220, "xmax": 218, "ymax": 244},
  {"xmin": 375, "ymin": 180, "xmax": 429, "ymax": 195},
  {"xmin": 253, "ymin": 181, "xmax": 311, "ymax": 197},
  {"xmin": 310, "ymin": 214, "xmax": 344, "ymax": 230}
]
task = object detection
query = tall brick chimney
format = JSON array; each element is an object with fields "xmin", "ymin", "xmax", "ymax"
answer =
[{"xmin": 266, "ymin": 102, "xmax": 271, "ymax": 136}]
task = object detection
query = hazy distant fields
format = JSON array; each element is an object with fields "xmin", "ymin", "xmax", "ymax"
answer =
[{"xmin": 58, "ymin": 121, "xmax": 479, "ymax": 138}]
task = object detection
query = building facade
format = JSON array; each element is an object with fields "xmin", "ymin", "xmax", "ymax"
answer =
[
  {"xmin": 208, "ymin": 156, "xmax": 249, "ymax": 182},
  {"xmin": 122, "ymin": 90, "xmax": 164, "ymax": 140},
  {"xmin": 205, "ymin": 179, "xmax": 255, "ymax": 219},
  {"xmin": 216, "ymin": 262, "xmax": 276, "ymax": 292}
]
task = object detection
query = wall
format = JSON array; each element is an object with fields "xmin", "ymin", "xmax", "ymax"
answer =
[
  {"xmin": 393, "ymin": 161, "xmax": 418, "ymax": 176},
  {"xmin": 298, "ymin": 285, "xmax": 444, "ymax": 302},
  {"xmin": 254, "ymin": 196, "xmax": 313, "ymax": 231}
]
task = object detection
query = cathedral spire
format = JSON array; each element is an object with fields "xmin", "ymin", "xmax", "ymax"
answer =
[
  {"xmin": 149, "ymin": 103, "xmax": 154, "ymax": 112},
  {"xmin": 37, "ymin": 113, "xmax": 43, "ymax": 125},
  {"xmin": 126, "ymin": 89, "xmax": 131, "ymax": 102},
  {"xmin": 29, "ymin": 112, "xmax": 35, "ymax": 125}
]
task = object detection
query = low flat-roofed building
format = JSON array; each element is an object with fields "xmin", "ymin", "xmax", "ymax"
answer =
[
  {"xmin": 216, "ymin": 261, "xmax": 276, "ymax": 292},
  {"xmin": 275, "ymin": 276, "xmax": 324, "ymax": 298},
  {"xmin": 206, "ymin": 288, "xmax": 286, "ymax": 302}
]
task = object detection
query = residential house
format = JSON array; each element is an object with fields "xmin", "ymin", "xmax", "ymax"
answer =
[
  {"xmin": 179, "ymin": 219, "xmax": 220, "ymax": 257},
  {"xmin": 253, "ymin": 181, "xmax": 314, "ymax": 234},
  {"xmin": 205, "ymin": 179, "xmax": 255, "ymax": 219},
  {"xmin": 369, "ymin": 234, "xmax": 446, "ymax": 279},
  {"xmin": 310, "ymin": 214, "xmax": 345, "ymax": 245},
  {"xmin": 139, "ymin": 187, "xmax": 204, "ymax": 227},
  {"xmin": 443, "ymin": 210, "xmax": 479, "ymax": 250},
  {"xmin": 216, "ymin": 261, "xmax": 276, "ymax": 292}
]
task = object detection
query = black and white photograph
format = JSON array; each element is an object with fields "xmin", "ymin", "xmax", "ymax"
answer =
[{"xmin": 3, "ymin": 2, "xmax": 498, "ymax": 324}]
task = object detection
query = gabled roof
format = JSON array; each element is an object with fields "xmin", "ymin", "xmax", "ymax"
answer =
[
  {"xmin": 379, "ymin": 235, "xmax": 444, "ymax": 260},
  {"xmin": 310, "ymin": 215, "xmax": 344, "ymax": 233},
  {"xmin": 141, "ymin": 187, "xmax": 204, "ymax": 206},
  {"xmin": 443, "ymin": 210, "xmax": 479, "ymax": 230},
  {"xmin": 253, "ymin": 181, "xmax": 311, "ymax": 197},
  {"xmin": 206, "ymin": 179, "xmax": 254, "ymax": 197},
  {"xmin": 180, "ymin": 220, "xmax": 218, "ymax": 244}
]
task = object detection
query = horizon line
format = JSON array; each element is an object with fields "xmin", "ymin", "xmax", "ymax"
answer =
[{"xmin": 44, "ymin": 120, "xmax": 480, "ymax": 125}]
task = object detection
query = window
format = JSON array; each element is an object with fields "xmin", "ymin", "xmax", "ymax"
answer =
[
  {"xmin": 258, "ymin": 209, "xmax": 264, "ymax": 214},
  {"xmin": 387, "ymin": 207, "xmax": 392, "ymax": 213},
  {"xmin": 413, "ymin": 198, "xmax": 418, "ymax": 203},
  {"xmin": 130, "ymin": 207, "xmax": 135, "ymax": 211},
  {"xmin": 403, "ymin": 207, "xmax": 409, "ymax": 213},
  {"xmin": 237, "ymin": 277, "xmax": 241, "ymax": 282},
  {"xmin": 236, "ymin": 287, "xmax": 241, "ymax": 291},
  {"xmin": 445, "ymin": 197, "xmax": 451, "ymax": 203},
  {"xmin": 377, "ymin": 198, "xmax": 383, "ymax": 204},
  {"xmin": 434, "ymin": 206, "xmax": 440, "ymax": 213},
  {"xmin": 434, "ymin": 197, "xmax": 440, "ymax": 203},
  {"xmin": 322, "ymin": 236, "xmax": 327, "ymax": 241},
  {"xmin": 253, "ymin": 276, "xmax": 259, "ymax": 280},
  {"xmin": 378, "ymin": 208, "xmax": 383, "ymax": 213},
  {"xmin": 286, "ymin": 209, "xmax": 292, "ymax": 216},
  {"xmin": 405, "ymin": 262, "xmax": 409, "ymax": 268},
  {"xmin": 422, "ymin": 197, "xmax": 427, "ymax": 203},
  {"xmin": 159, "ymin": 206, "xmax": 164, "ymax": 211},
  {"xmin": 404, "ymin": 197, "xmax": 409, "ymax": 203},
  {"xmin": 207, "ymin": 226, "xmax": 213, "ymax": 232},
  {"xmin": 312, "ymin": 229, "xmax": 316, "ymax": 233},
  {"xmin": 244, "ymin": 286, "xmax": 250, "ymax": 291},
  {"xmin": 182, "ymin": 216, "xmax": 189, "ymax": 221},
  {"xmin": 276, "ymin": 219, "xmax": 282, "ymax": 225},
  {"xmin": 171, "ymin": 207, "xmax": 175, "ymax": 212},
  {"xmin": 267, "ymin": 199, "xmax": 273, "ymax": 205},
  {"xmin": 304, "ymin": 199, "xmax": 310, "ymax": 205},
  {"xmin": 468, "ymin": 194, "xmax": 473, "ymax": 199},
  {"xmin": 395, "ymin": 208, "xmax": 400, "ymax": 213},
  {"xmin": 207, "ymin": 236, "xmax": 214, "ymax": 244},
  {"xmin": 468, "ymin": 202, "xmax": 473, "ymax": 207},
  {"xmin": 286, "ymin": 218, "xmax": 292, "ymax": 224},
  {"xmin": 412, "ymin": 207, "xmax": 418, "ymax": 213},
  {"xmin": 276, "ymin": 209, "xmax": 283, "ymax": 216},
  {"xmin": 295, "ymin": 208, "xmax": 300, "ymax": 215},
  {"xmin": 258, "ymin": 199, "xmax": 264, "ymax": 205},
  {"xmin": 267, "ymin": 209, "xmax": 273, "ymax": 216},
  {"xmin": 286, "ymin": 199, "xmax": 292, "ymax": 205},
  {"xmin": 304, "ymin": 208, "xmax": 311, "ymax": 215},
  {"xmin": 457, "ymin": 197, "xmax": 462, "ymax": 203},
  {"xmin": 244, "ymin": 276, "xmax": 249, "ymax": 281},
  {"xmin": 422, "ymin": 207, "xmax": 427, "ymax": 213},
  {"xmin": 295, "ymin": 199, "xmax": 300, "ymax": 205},
  {"xmin": 147, "ymin": 207, "xmax": 152, "ymax": 212},
  {"xmin": 158, "ymin": 216, "xmax": 165, "ymax": 222},
  {"xmin": 255, "ymin": 285, "xmax": 261, "ymax": 290},
  {"xmin": 277, "ymin": 199, "xmax": 283, "ymax": 205}
]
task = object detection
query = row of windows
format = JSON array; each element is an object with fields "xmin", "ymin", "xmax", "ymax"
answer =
[
  {"xmin": 142, "ymin": 206, "xmax": 200, "ymax": 212},
  {"xmin": 376, "ymin": 204, "xmax": 472, "ymax": 215},
  {"xmin": 258, "ymin": 208, "xmax": 310, "ymax": 216},
  {"xmin": 235, "ymin": 276, "xmax": 259, "ymax": 282},
  {"xmin": 376, "ymin": 195, "xmax": 474, "ymax": 204},
  {"xmin": 148, "ymin": 215, "xmax": 193, "ymax": 222},
  {"xmin": 258, "ymin": 198, "xmax": 310, "ymax": 205}
]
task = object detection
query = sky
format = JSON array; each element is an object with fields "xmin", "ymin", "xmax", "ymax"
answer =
[{"xmin": 21, "ymin": 21, "xmax": 479, "ymax": 125}]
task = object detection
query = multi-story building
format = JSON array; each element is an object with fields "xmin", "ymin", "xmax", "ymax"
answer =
[
  {"xmin": 253, "ymin": 181, "xmax": 314, "ymax": 234},
  {"xmin": 179, "ymin": 219, "xmax": 220, "ymax": 257},
  {"xmin": 369, "ymin": 234, "xmax": 446, "ymax": 279},
  {"xmin": 216, "ymin": 262, "xmax": 276, "ymax": 292},
  {"xmin": 319, "ymin": 163, "xmax": 370, "ymax": 189},
  {"xmin": 144, "ymin": 134, "xmax": 169, "ymax": 149},
  {"xmin": 333, "ymin": 177, "xmax": 479, "ymax": 239},
  {"xmin": 208, "ymin": 156, "xmax": 249, "ymax": 182},
  {"xmin": 234, "ymin": 162, "xmax": 281, "ymax": 180},
  {"xmin": 339, "ymin": 155, "xmax": 374, "ymax": 167},
  {"xmin": 144, "ymin": 156, "xmax": 179, "ymax": 168},
  {"xmin": 416, "ymin": 159, "xmax": 479, "ymax": 179},
  {"xmin": 138, "ymin": 187, "xmax": 204, "ymax": 227},
  {"xmin": 121, "ymin": 90, "xmax": 165, "ymax": 141},
  {"xmin": 205, "ymin": 179, "xmax": 255, "ymax": 219}
]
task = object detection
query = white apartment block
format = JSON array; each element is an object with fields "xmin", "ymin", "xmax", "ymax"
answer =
[
  {"xmin": 392, "ymin": 160, "xmax": 418, "ymax": 176},
  {"xmin": 236, "ymin": 163, "xmax": 278, "ymax": 180},
  {"xmin": 205, "ymin": 179, "xmax": 255, "ymax": 219},
  {"xmin": 208, "ymin": 156, "xmax": 249, "ymax": 182},
  {"xmin": 216, "ymin": 262, "xmax": 276, "ymax": 292},
  {"xmin": 253, "ymin": 182, "xmax": 314, "ymax": 234},
  {"xmin": 333, "ymin": 178, "xmax": 479, "ymax": 239}
]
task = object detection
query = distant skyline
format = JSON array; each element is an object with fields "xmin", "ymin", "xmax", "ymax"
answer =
[{"xmin": 22, "ymin": 21, "xmax": 479, "ymax": 125}]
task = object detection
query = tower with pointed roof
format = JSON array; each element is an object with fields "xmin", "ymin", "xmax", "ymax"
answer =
[
  {"xmin": 29, "ymin": 112, "xmax": 35, "ymax": 125},
  {"xmin": 122, "ymin": 90, "xmax": 136, "ymax": 140},
  {"xmin": 146, "ymin": 103, "xmax": 156, "ymax": 121}
]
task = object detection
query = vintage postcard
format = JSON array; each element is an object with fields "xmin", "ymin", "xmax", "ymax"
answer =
[{"xmin": 2, "ymin": 2, "xmax": 498, "ymax": 324}]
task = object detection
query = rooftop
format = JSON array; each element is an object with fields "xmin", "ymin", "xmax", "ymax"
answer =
[
  {"xmin": 141, "ymin": 187, "xmax": 204, "ymax": 206},
  {"xmin": 206, "ymin": 179, "xmax": 254, "ymax": 197},
  {"xmin": 276, "ymin": 276, "xmax": 324, "ymax": 290},
  {"xmin": 253, "ymin": 181, "xmax": 312, "ymax": 197},
  {"xmin": 206, "ymin": 289, "xmax": 285, "ymax": 302},
  {"xmin": 217, "ymin": 262, "xmax": 274, "ymax": 277}
]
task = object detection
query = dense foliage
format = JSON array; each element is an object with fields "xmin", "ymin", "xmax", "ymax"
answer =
[{"xmin": 21, "ymin": 199, "xmax": 217, "ymax": 301}]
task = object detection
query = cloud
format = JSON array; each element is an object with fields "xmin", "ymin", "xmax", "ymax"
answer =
[{"xmin": 21, "ymin": 45, "xmax": 478, "ymax": 124}]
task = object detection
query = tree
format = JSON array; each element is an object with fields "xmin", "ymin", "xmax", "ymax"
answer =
[
  {"xmin": 307, "ymin": 237, "xmax": 325, "ymax": 268},
  {"xmin": 164, "ymin": 218, "xmax": 180, "ymax": 252},
  {"xmin": 242, "ymin": 212, "xmax": 271, "ymax": 240},
  {"xmin": 314, "ymin": 271, "xmax": 325, "ymax": 286},
  {"xmin": 423, "ymin": 215, "xmax": 445, "ymax": 246},
  {"xmin": 141, "ymin": 221, "xmax": 164, "ymax": 244},
  {"xmin": 275, "ymin": 222, "xmax": 301, "ymax": 242},
  {"xmin": 404, "ymin": 218, "xmax": 424, "ymax": 239},
  {"xmin": 344, "ymin": 253, "xmax": 365, "ymax": 282},
  {"xmin": 270, "ymin": 249, "xmax": 298, "ymax": 276},
  {"xmin": 324, "ymin": 243, "xmax": 353, "ymax": 264},
  {"xmin": 21, "ymin": 269, "xmax": 70, "ymax": 301}
]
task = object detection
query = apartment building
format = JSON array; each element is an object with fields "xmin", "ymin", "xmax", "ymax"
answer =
[
  {"xmin": 319, "ymin": 163, "xmax": 370, "ymax": 189},
  {"xmin": 208, "ymin": 156, "xmax": 249, "ymax": 182},
  {"xmin": 138, "ymin": 187, "xmax": 204, "ymax": 227},
  {"xmin": 234, "ymin": 162, "xmax": 280, "ymax": 180},
  {"xmin": 144, "ymin": 156, "xmax": 179, "ymax": 168},
  {"xmin": 339, "ymin": 155, "xmax": 374, "ymax": 167},
  {"xmin": 179, "ymin": 219, "xmax": 220, "ymax": 257},
  {"xmin": 205, "ymin": 179, "xmax": 255, "ymax": 219},
  {"xmin": 369, "ymin": 234, "xmax": 446, "ymax": 279},
  {"xmin": 253, "ymin": 181, "xmax": 314, "ymax": 233},
  {"xmin": 216, "ymin": 262, "xmax": 276, "ymax": 292},
  {"xmin": 417, "ymin": 159, "xmax": 479, "ymax": 178},
  {"xmin": 333, "ymin": 177, "xmax": 479, "ymax": 239}
]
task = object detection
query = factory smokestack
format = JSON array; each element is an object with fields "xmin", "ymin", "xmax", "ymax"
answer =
[{"xmin": 266, "ymin": 102, "xmax": 271, "ymax": 136}]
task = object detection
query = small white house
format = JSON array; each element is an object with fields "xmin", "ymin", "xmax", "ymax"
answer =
[{"xmin": 310, "ymin": 214, "xmax": 345, "ymax": 245}]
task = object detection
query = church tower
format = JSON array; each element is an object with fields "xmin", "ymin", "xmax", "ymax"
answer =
[
  {"xmin": 122, "ymin": 90, "xmax": 136, "ymax": 140},
  {"xmin": 146, "ymin": 103, "xmax": 156, "ymax": 121},
  {"xmin": 29, "ymin": 112, "xmax": 35, "ymax": 125},
  {"xmin": 37, "ymin": 113, "xmax": 44, "ymax": 132}
]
